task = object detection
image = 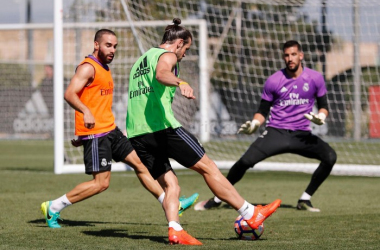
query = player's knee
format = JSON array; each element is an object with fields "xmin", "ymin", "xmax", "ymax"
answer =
[
  {"xmin": 165, "ymin": 184, "xmax": 180, "ymax": 199},
  {"xmin": 176, "ymin": 185, "xmax": 181, "ymax": 197},
  {"xmin": 324, "ymin": 149, "xmax": 337, "ymax": 167},
  {"xmin": 96, "ymin": 179, "xmax": 110, "ymax": 193},
  {"xmin": 169, "ymin": 181, "xmax": 180, "ymax": 193},
  {"xmin": 160, "ymin": 176, "xmax": 181, "ymax": 196},
  {"xmin": 238, "ymin": 156, "xmax": 256, "ymax": 170}
]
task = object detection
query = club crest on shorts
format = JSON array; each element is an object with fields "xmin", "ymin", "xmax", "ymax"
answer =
[
  {"xmin": 101, "ymin": 158, "xmax": 108, "ymax": 167},
  {"xmin": 259, "ymin": 130, "xmax": 268, "ymax": 138}
]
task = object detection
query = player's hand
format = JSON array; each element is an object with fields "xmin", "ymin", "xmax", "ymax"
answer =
[
  {"xmin": 179, "ymin": 82, "xmax": 196, "ymax": 99},
  {"xmin": 237, "ymin": 119, "xmax": 260, "ymax": 134},
  {"xmin": 83, "ymin": 111, "xmax": 95, "ymax": 129},
  {"xmin": 71, "ymin": 139, "xmax": 83, "ymax": 147},
  {"xmin": 304, "ymin": 112, "xmax": 326, "ymax": 125}
]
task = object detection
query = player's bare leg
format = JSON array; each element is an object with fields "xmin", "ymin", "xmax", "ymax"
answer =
[
  {"xmin": 41, "ymin": 171, "xmax": 111, "ymax": 228},
  {"xmin": 157, "ymin": 171, "xmax": 181, "ymax": 223},
  {"xmin": 190, "ymin": 154, "xmax": 281, "ymax": 229},
  {"xmin": 66, "ymin": 171, "xmax": 110, "ymax": 203},
  {"xmin": 156, "ymin": 171, "xmax": 202, "ymax": 245},
  {"xmin": 123, "ymin": 150, "xmax": 164, "ymax": 199},
  {"xmin": 190, "ymin": 154, "xmax": 245, "ymax": 210}
]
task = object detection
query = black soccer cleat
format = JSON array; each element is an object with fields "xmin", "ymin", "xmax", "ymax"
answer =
[{"xmin": 296, "ymin": 199, "xmax": 321, "ymax": 212}]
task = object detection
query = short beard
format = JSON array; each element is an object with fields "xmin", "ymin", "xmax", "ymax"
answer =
[
  {"xmin": 286, "ymin": 63, "xmax": 299, "ymax": 72},
  {"xmin": 98, "ymin": 48, "xmax": 113, "ymax": 64}
]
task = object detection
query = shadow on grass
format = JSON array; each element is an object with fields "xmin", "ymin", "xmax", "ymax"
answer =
[
  {"xmin": 30, "ymin": 219, "xmax": 167, "ymax": 227},
  {"xmin": 82, "ymin": 229, "xmax": 244, "ymax": 243},
  {"xmin": 217, "ymin": 203, "xmax": 295, "ymax": 210},
  {"xmin": 2, "ymin": 167, "xmax": 50, "ymax": 172},
  {"xmin": 30, "ymin": 219, "xmax": 267, "ymax": 243},
  {"xmin": 29, "ymin": 218, "xmax": 113, "ymax": 227},
  {"xmin": 83, "ymin": 229, "xmax": 167, "ymax": 243}
]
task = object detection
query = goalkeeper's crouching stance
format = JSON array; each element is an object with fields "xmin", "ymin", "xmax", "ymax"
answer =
[{"xmin": 195, "ymin": 40, "xmax": 337, "ymax": 213}]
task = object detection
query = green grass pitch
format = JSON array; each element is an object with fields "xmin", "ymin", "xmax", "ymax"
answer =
[{"xmin": 0, "ymin": 140, "xmax": 379, "ymax": 249}]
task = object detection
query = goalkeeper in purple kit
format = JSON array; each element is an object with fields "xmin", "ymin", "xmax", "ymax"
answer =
[{"xmin": 195, "ymin": 40, "xmax": 337, "ymax": 212}]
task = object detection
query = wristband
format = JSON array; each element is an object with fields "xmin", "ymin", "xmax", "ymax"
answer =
[{"xmin": 179, "ymin": 81, "xmax": 189, "ymax": 86}]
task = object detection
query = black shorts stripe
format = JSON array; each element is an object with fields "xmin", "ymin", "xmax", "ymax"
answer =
[{"xmin": 175, "ymin": 127, "xmax": 204, "ymax": 158}]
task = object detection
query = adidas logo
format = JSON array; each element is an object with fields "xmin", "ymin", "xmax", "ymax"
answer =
[
  {"xmin": 255, "ymin": 213, "xmax": 265, "ymax": 222},
  {"xmin": 280, "ymin": 87, "xmax": 288, "ymax": 93},
  {"xmin": 133, "ymin": 56, "xmax": 150, "ymax": 79}
]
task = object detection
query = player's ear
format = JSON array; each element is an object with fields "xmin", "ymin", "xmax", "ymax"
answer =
[
  {"xmin": 177, "ymin": 39, "xmax": 184, "ymax": 49},
  {"xmin": 299, "ymin": 51, "xmax": 304, "ymax": 61},
  {"xmin": 94, "ymin": 41, "xmax": 100, "ymax": 51}
]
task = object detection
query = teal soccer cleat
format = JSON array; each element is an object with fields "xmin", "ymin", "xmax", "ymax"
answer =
[
  {"xmin": 41, "ymin": 201, "xmax": 62, "ymax": 228},
  {"xmin": 178, "ymin": 193, "xmax": 199, "ymax": 217}
]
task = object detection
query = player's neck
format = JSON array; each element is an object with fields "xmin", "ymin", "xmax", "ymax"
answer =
[
  {"xmin": 90, "ymin": 54, "xmax": 103, "ymax": 64},
  {"xmin": 88, "ymin": 54, "xmax": 109, "ymax": 71},
  {"xmin": 159, "ymin": 43, "xmax": 176, "ymax": 53}
]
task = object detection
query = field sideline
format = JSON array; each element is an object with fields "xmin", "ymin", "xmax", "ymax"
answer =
[{"xmin": 0, "ymin": 140, "xmax": 379, "ymax": 249}]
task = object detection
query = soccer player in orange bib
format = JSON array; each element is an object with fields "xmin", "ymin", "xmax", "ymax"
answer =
[{"xmin": 41, "ymin": 29, "xmax": 198, "ymax": 229}]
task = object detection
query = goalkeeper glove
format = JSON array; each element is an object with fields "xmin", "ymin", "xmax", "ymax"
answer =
[
  {"xmin": 237, "ymin": 119, "xmax": 261, "ymax": 134},
  {"xmin": 304, "ymin": 112, "xmax": 326, "ymax": 125}
]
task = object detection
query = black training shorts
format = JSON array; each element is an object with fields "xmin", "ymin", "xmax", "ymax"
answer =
[
  {"xmin": 82, "ymin": 127, "xmax": 134, "ymax": 174},
  {"xmin": 130, "ymin": 127, "xmax": 205, "ymax": 179}
]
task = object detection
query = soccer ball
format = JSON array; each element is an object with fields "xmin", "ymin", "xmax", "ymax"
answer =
[{"xmin": 234, "ymin": 215, "xmax": 264, "ymax": 240}]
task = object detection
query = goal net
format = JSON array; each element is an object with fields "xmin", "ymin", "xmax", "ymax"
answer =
[{"xmin": 1, "ymin": 0, "xmax": 379, "ymax": 176}]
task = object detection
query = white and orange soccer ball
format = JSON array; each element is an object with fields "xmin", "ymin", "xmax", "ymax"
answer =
[{"xmin": 234, "ymin": 215, "xmax": 264, "ymax": 240}]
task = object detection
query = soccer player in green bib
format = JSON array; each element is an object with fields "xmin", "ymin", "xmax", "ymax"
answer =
[{"xmin": 126, "ymin": 18, "xmax": 281, "ymax": 246}]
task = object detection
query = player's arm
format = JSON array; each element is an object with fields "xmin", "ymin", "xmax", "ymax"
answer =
[
  {"xmin": 64, "ymin": 63, "xmax": 96, "ymax": 129},
  {"xmin": 155, "ymin": 52, "xmax": 195, "ymax": 99},
  {"xmin": 304, "ymin": 94, "xmax": 329, "ymax": 125},
  {"xmin": 316, "ymin": 94, "xmax": 329, "ymax": 117},
  {"xmin": 238, "ymin": 99, "xmax": 272, "ymax": 134}
]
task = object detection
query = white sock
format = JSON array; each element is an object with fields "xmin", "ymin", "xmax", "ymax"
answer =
[
  {"xmin": 158, "ymin": 192, "xmax": 165, "ymax": 204},
  {"xmin": 214, "ymin": 196, "xmax": 222, "ymax": 203},
  {"xmin": 50, "ymin": 194, "xmax": 72, "ymax": 213},
  {"xmin": 168, "ymin": 221, "xmax": 183, "ymax": 231},
  {"xmin": 300, "ymin": 192, "xmax": 311, "ymax": 200},
  {"xmin": 237, "ymin": 201, "xmax": 255, "ymax": 220}
]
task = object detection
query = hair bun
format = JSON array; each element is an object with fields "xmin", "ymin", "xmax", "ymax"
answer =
[{"xmin": 173, "ymin": 18, "xmax": 181, "ymax": 26}]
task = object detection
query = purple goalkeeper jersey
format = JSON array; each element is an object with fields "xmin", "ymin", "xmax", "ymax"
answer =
[{"xmin": 262, "ymin": 67, "xmax": 327, "ymax": 131}]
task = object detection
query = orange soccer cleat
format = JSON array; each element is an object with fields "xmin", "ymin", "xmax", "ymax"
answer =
[
  {"xmin": 168, "ymin": 227, "xmax": 203, "ymax": 245},
  {"xmin": 245, "ymin": 199, "xmax": 281, "ymax": 229}
]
